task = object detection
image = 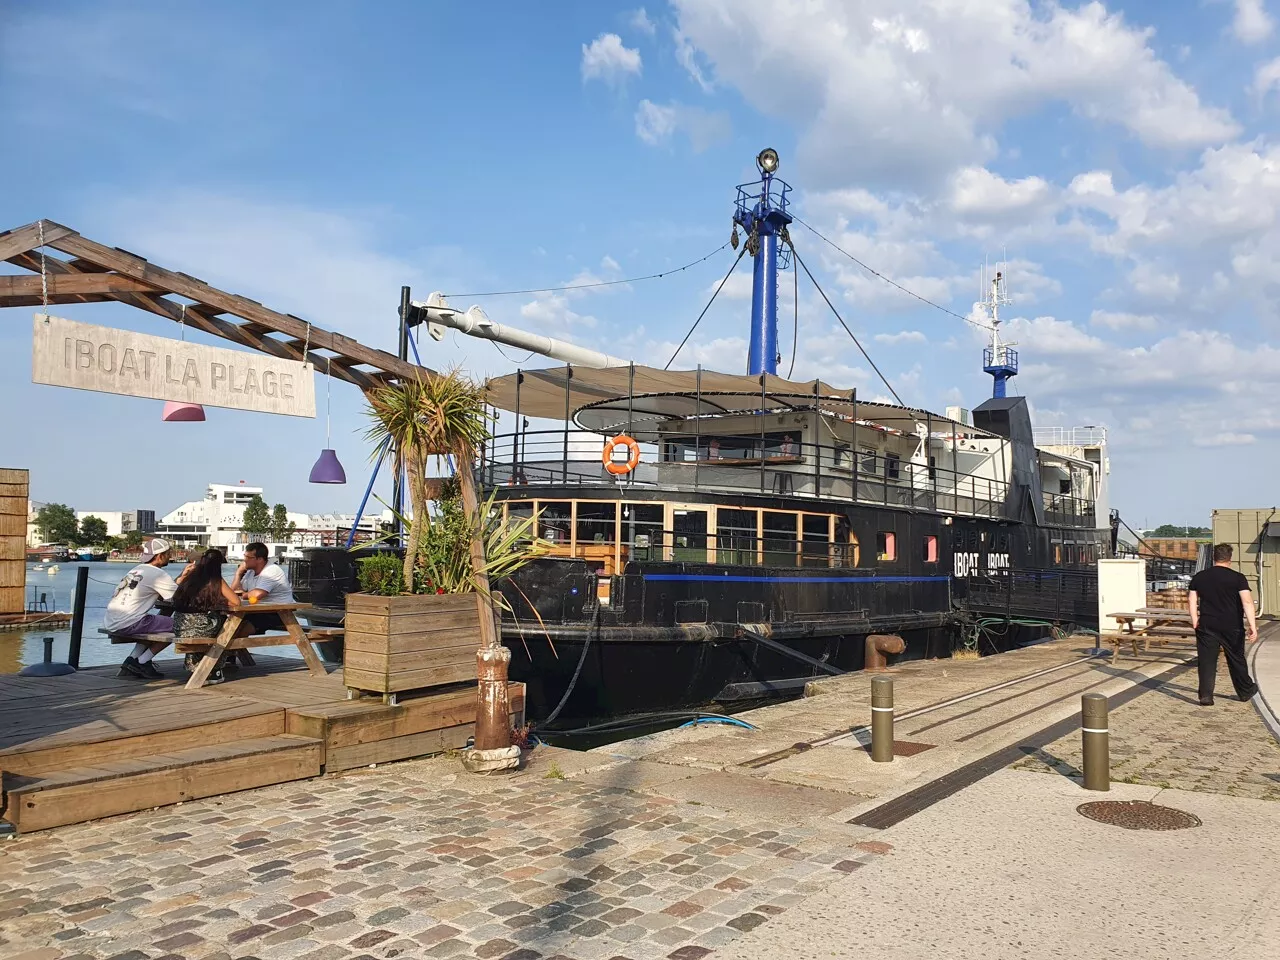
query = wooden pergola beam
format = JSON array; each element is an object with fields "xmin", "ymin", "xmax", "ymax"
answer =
[{"xmin": 0, "ymin": 219, "xmax": 431, "ymax": 389}]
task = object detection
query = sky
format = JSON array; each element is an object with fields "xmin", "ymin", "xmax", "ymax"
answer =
[{"xmin": 3, "ymin": 0, "xmax": 1280, "ymax": 528}]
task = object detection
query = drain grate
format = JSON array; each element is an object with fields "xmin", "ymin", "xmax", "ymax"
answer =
[{"xmin": 1077, "ymin": 800, "xmax": 1202, "ymax": 831}]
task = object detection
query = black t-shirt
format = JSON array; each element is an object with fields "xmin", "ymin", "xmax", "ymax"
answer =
[{"xmin": 1189, "ymin": 565, "xmax": 1250, "ymax": 633}]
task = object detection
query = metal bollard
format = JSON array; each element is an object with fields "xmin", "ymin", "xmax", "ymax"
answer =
[
  {"xmin": 1081, "ymin": 692, "xmax": 1110, "ymax": 791},
  {"xmin": 42, "ymin": 636, "xmax": 54, "ymax": 663},
  {"xmin": 871, "ymin": 675, "xmax": 894, "ymax": 763}
]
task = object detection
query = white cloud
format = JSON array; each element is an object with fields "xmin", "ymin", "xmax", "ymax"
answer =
[
  {"xmin": 949, "ymin": 167, "xmax": 1057, "ymax": 220},
  {"xmin": 600, "ymin": 255, "xmax": 621, "ymax": 273},
  {"xmin": 629, "ymin": 8, "xmax": 656, "ymax": 36},
  {"xmin": 873, "ymin": 330, "xmax": 927, "ymax": 344},
  {"xmin": 1195, "ymin": 432, "xmax": 1256, "ymax": 446},
  {"xmin": 634, "ymin": 99, "xmax": 730, "ymax": 152},
  {"xmin": 1090, "ymin": 309, "xmax": 1159, "ymax": 331},
  {"xmin": 1233, "ymin": 0, "xmax": 1273, "ymax": 44},
  {"xmin": 581, "ymin": 33, "xmax": 642, "ymax": 86},
  {"xmin": 1252, "ymin": 56, "xmax": 1280, "ymax": 100},
  {"xmin": 673, "ymin": 28, "xmax": 714, "ymax": 92},
  {"xmin": 671, "ymin": 0, "xmax": 1239, "ymax": 190},
  {"xmin": 707, "ymin": 271, "xmax": 754, "ymax": 301}
]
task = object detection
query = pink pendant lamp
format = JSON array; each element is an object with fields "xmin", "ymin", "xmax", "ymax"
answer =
[
  {"xmin": 309, "ymin": 357, "xmax": 346, "ymax": 484},
  {"xmin": 162, "ymin": 305, "xmax": 206, "ymax": 421},
  {"xmin": 162, "ymin": 401, "xmax": 206, "ymax": 422}
]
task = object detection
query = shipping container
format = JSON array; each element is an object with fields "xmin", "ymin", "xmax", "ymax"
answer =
[{"xmin": 1211, "ymin": 508, "xmax": 1280, "ymax": 619}]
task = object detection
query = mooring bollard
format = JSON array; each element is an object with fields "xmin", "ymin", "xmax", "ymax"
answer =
[
  {"xmin": 42, "ymin": 636, "xmax": 54, "ymax": 663},
  {"xmin": 871, "ymin": 675, "xmax": 894, "ymax": 763},
  {"xmin": 1081, "ymin": 692, "xmax": 1110, "ymax": 791}
]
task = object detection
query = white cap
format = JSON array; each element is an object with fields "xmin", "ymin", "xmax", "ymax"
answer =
[{"xmin": 140, "ymin": 538, "xmax": 172, "ymax": 560}]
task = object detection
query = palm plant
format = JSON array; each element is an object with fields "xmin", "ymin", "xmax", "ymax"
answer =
[{"xmin": 363, "ymin": 369, "xmax": 498, "ymax": 646}]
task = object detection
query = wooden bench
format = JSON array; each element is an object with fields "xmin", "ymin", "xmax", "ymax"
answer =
[
  {"xmin": 100, "ymin": 629, "xmax": 174, "ymax": 645},
  {"xmin": 1100, "ymin": 624, "xmax": 1197, "ymax": 663}
]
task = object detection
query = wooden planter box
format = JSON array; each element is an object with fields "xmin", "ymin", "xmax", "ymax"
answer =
[{"xmin": 343, "ymin": 592, "xmax": 480, "ymax": 700}]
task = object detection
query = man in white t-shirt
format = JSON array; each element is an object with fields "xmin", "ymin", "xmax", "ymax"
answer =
[
  {"xmin": 231, "ymin": 541, "xmax": 295, "ymax": 631},
  {"xmin": 104, "ymin": 538, "xmax": 185, "ymax": 680}
]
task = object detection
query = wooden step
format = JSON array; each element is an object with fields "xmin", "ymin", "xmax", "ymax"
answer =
[
  {"xmin": 0, "ymin": 705, "xmax": 286, "ymax": 777},
  {"xmin": 1, "ymin": 734, "xmax": 321, "ymax": 833}
]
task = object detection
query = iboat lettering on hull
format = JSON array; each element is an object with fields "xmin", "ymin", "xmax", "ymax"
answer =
[{"xmin": 31, "ymin": 314, "xmax": 316, "ymax": 417}]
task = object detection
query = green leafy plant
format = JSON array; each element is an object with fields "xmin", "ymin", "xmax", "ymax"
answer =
[
  {"xmin": 356, "ymin": 552, "xmax": 404, "ymax": 597},
  {"xmin": 242, "ymin": 495, "xmax": 271, "ymax": 537}
]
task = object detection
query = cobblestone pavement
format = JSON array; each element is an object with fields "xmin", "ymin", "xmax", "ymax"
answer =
[
  {"xmin": 1015, "ymin": 658, "xmax": 1280, "ymax": 800},
  {"xmin": 0, "ymin": 753, "xmax": 884, "ymax": 960}
]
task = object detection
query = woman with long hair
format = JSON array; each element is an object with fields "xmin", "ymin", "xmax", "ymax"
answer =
[{"xmin": 172, "ymin": 547, "xmax": 240, "ymax": 685}]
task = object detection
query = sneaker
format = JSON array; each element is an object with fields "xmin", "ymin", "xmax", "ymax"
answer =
[
  {"xmin": 137, "ymin": 660, "xmax": 163, "ymax": 681},
  {"xmin": 120, "ymin": 656, "xmax": 146, "ymax": 679},
  {"xmin": 205, "ymin": 668, "xmax": 226, "ymax": 685},
  {"xmin": 1239, "ymin": 687, "xmax": 1259, "ymax": 701}
]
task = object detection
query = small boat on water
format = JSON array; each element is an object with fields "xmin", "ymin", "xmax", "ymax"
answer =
[
  {"xmin": 46, "ymin": 565, "xmax": 59, "ymax": 575},
  {"xmin": 75, "ymin": 549, "xmax": 108, "ymax": 562}
]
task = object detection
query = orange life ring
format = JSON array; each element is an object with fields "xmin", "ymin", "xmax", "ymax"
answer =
[{"xmin": 603, "ymin": 434, "xmax": 641, "ymax": 475}]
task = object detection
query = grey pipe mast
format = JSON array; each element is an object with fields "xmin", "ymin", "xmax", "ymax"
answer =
[{"xmin": 410, "ymin": 292, "xmax": 629, "ymax": 369}]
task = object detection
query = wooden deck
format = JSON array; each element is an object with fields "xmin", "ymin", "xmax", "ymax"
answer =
[{"xmin": 0, "ymin": 657, "xmax": 524, "ymax": 833}]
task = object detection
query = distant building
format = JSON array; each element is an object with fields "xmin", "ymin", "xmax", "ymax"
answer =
[
  {"xmin": 74, "ymin": 509, "xmax": 156, "ymax": 538},
  {"xmin": 1138, "ymin": 537, "xmax": 1208, "ymax": 561},
  {"xmin": 156, "ymin": 481, "xmax": 389, "ymax": 549},
  {"xmin": 26, "ymin": 500, "xmax": 47, "ymax": 547}
]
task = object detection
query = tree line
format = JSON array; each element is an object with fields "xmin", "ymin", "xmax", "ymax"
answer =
[{"xmin": 34, "ymin": 494, "xmax": 297, "ymax": 551}]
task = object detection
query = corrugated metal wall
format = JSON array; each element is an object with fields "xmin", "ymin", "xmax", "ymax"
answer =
[{"xmin": 1212, "ymin": 508, "xmax": 1280, "ymax": 619}]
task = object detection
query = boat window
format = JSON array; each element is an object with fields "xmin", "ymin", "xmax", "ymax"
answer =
[
  {"xmin": 928, "ymin": 456, "xmax": 936, "ymax": 480},
  {"xmin": 885, "ymin": 453, "xmax": 901, "ymax": 481},
  {"xmin": 861, "ymin": 448, "xmax": 878, "ymax": 475},
  {"xmin": 833, "ymin": 444, "xmax": 849, "ymax": 468},
  {"xmin": 801, "ymin": 515, "xmax": 830, "ymax": 567},
  {"xmin": 923, "ymin": 535, "xmax": 938, "ymax": 563},
  {"xmin": 621, "ymin": 503, "xmax": 664, "ymax": 561},
  {"xmin": 536, "ymin": 501, "xmax": 572, "ymax": 545},
  {"xmin": 505, "ymin": 502, "xmax": 535, "ymax": 523},
  {"xmin": 1053, "ymin": 543, "xmax": 1062, "ymax": 564},
  {"xmin": 877, "ymin": 531, "xmax": 897, "ymax": 562},
  {"xmin": 576, "ymin": 501, "xmax": 616, "ymax": 547},
  {"xmin": 763, "ymin": 511, "xmax": 799, "ymax": 567},
  {"xmin": 717, "ymin": 508, "xmax": 759, "ymax": 566}
]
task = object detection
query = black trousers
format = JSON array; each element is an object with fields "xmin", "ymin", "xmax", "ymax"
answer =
[
  {"xmin": 1195, "ymin": 627, "xmax": 1257, "ymax": 701},
  {"xmin": 246, "ymin": 612, "xmax": 286, "ymax": 633}
]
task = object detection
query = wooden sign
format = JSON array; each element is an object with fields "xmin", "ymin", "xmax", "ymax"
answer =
[{"xmin": 32, "ymin": 314, "xmax": 315, "ymax": 418}]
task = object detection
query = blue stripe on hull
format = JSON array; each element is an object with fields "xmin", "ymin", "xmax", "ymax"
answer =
[{"xmin": 640, "ymin": 574, "xmax": 951, "ymax": 584}]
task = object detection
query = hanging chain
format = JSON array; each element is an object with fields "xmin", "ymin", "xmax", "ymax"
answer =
[
  {"xmin": 302, "ymin": 322, "xmax": 312, "ymax": 366},
  {"xmin": 38, "ymin": 220, "xmax": 49, "ymax": 314},
  {"xmin": 179, "ymin": 303, "xmax": 187, "ymax": 341},
  {"xmin": 325, "ymin": 356, "xmax": 332, "ymax": 446}
]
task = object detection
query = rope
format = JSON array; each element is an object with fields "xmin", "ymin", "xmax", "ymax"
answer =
[
  {"xmin": 792, "ymin": 216, "xmax": 991, "ymax": 330},
  {"xmin": 786, "ymin": 247, "xmax": 798, "ymax": 379},
  {"xmin": 790, "ymin": 244, "xmax": 903, "ymax": 405},
  {"xmin": 664, "ymin": 243, "xmax": 750, "ymax": 370},
  {"xmin": 38, "ymin": 220, "xmax": 48, "ymax": 313},
  {"xmin": 445, "ymin": 241, "xmax": 732, "ymax": 298}
]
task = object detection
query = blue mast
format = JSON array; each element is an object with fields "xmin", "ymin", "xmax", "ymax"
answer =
[
  {"xmin": 981, "ymin": 270, "xmax": 1018, "ymax": 398},
  {"xmin": 734, "ymin": 149, "xmax": 793, "ymax": 376}
]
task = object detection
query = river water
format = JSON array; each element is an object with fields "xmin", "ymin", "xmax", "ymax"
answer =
[{"xmin": 0, "ymin": 561, "xmax": 304, "ymax": 673}]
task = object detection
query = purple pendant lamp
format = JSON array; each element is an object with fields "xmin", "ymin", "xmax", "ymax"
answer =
[
  {"xmin": 309, "ymin": 357, "xmax": 346, "ymax": 484},
  {"xmin": 162, "ymin": 305, "xmax": 206, "ymax": 422}
]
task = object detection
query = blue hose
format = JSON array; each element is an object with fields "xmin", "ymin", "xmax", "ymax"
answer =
[{"xmin": 678, "ymin": 716, "xmax": 757, "ymax": 730}]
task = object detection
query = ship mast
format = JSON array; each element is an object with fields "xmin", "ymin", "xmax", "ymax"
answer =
[
  {"xmin": 733, "ymin": 148, "xmax": 793, "ymax": 375},
  {"xmin": 981, "ymin": 269, "xmax": 1018, "ymax": 398}
]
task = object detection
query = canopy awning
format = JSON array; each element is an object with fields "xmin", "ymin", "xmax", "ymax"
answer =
[{"xmin": 484, "ymin": 364, "xmax": 987, "ymax": 439}]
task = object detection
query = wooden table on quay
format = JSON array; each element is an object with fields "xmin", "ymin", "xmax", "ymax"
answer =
[
  {"xmin": 1103, "ymin": 608, "xmax": 1196, "ymax": 663},
  {"xmin": 179, "ymin": 602, "xmax": 327, "ymax": 690}
]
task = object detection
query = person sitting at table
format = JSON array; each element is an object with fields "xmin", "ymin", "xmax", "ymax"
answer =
[
  {"xmin": 172, "ymin": 547, "xmax": 241, "ymax": 685},
  {"xmin": 231, "ymin": 541, "xmax": 295, "ymax": 631},
  {"xmin": 104, "ymin": 538, "xmax": 186, "ymax": 681}
]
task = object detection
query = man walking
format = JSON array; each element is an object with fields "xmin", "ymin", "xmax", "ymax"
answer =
[{"xmin": 1188, "ymin": 543, "xmax": 1260, "ymax": 706}]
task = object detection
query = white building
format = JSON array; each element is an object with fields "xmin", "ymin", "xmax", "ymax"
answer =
[
  {"xmin": 157, "ymin": 481, "xmax": 390, "ymax": 549},
  {"xmin": 74, "ymin": 509, "xmax": 156, "ymax": 538},
  {"xmin": 26, "ymin": 500, "xmax": 47, "ymax": 548}
]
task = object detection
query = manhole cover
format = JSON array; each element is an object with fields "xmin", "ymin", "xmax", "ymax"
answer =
[
  {"xmin": 890, "ymin": 740, "xmax": 935, "ymax": 758},
  {"xmin": 1077, "ymin": 800, "xmax": 1202, "ymax": 831}
]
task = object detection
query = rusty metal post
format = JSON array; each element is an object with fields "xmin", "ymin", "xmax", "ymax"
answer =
[
  {"xmin": 865, "ymin": 633, "xmax": 906, "ymax": 671},
  {"xmin": 1081, "ymin": 692, "xmax": 1109, "ymax": 791},
  {"xmin": 871, "ymin": 675, "xmax": 894, "ymax": 762}
]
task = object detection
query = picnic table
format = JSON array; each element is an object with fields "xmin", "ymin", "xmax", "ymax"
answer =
[
  {"xmin": 1103, "ymin": 608, "xmax": 1196, "ymax": 664},
  {"xmin": 177, "ymin": 602, "xmax": 335, "ymax": 690}
]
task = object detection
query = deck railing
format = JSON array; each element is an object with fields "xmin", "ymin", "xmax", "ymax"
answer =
[{"xmin": 482, "ymin": 427, "xmax": 1015, "ymax": 521}]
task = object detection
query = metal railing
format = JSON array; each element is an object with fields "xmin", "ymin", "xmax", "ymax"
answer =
[
  {"xmin": 1033, "ymin": 426, "xmax": 1107, "ymax": 447},
  {"xmin": 964, "ymin": 568, "xmax": 1099, "ymax": 628},
  {"xmin": 1042, "ymin": 492, "xmax": 1097, "ymax": 528},
  {"xmin": 482, "ymin": 428, "xmax": 1017, "ymax": 521}
]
